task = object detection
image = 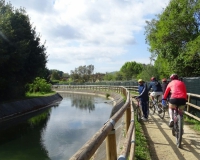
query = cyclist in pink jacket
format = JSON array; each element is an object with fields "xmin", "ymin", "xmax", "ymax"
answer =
[{"xmin": 162, "ymin": 74, "xmax": 187, "ymax": 127}]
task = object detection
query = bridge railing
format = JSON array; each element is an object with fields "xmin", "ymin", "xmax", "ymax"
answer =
[{"xmin": 52, "ymin": 85, "xmax": 136, "ymax": 160}]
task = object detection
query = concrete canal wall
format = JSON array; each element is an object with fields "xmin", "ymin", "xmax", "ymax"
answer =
[
  {"xmin": 0, "ymin": 93, "xmax": 63, "ymax": 121},
  {"xmin": 0, "ymin": 89, "xmax": 124, "ymax": 125}
]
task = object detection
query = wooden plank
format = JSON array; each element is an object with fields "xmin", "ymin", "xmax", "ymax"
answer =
[
  {"xmin": 184, "ymin": 111, "xmax": 200, "ymax": 121},
  {"xmin": 186, "ymin": 102, "xmax": 200, "ymax": 110},
  {"xmin": 187, "ymin": 93, "xmax": 200, "ymax": 98}
]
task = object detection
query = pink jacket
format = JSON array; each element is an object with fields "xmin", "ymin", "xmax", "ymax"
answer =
[{"xmin": 163, "ymin": 80, "xmax": 187, "ymax": 100}]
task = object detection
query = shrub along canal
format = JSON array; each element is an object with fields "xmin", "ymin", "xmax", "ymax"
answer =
[{"xmin": 0, "ymin": 93, "xmax": 113, "ymax": 160}]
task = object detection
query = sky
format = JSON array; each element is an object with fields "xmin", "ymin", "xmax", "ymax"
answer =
[{"xmin": 5, "ymin": 0, "xmax": 170, "ymax": 74}]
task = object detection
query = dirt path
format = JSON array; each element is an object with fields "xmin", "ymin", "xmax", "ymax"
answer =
[{"xmin": 142, "ymin": 109, "xmax": 200, "ymax": 160}]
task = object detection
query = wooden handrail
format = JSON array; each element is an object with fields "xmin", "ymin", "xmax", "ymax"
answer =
[
  {"xmin": 118, "ymin": 98, "xmax": 135, "ymax": 160},
  {"xmin": 186, "ymin": 93, "xmax": 200, "ymax": 121}
]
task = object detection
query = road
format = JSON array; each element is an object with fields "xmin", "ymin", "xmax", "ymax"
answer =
[{"xmin": 141, "ymin": 105, "xmax": 200, "ymax": 160}]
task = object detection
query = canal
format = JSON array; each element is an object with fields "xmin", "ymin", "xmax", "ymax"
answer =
[{"xmin": 0, "ymin": 93, "xmax": 113, "ymax": 160}]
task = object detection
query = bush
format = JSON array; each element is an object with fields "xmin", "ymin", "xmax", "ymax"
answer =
[
  {"xmin": 26, "ymin": 77, "xmax": 52, "ymax": 94},
  {"xmin": 106, "ymin": 93, "xmax": 110, "ymax": 98}
]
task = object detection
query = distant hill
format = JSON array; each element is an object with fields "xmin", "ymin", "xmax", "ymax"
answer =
[{"xmin": 106, "ymin": 71, "xmax": 117, "ymax": 74}]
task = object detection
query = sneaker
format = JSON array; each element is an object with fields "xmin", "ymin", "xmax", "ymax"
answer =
[
  {"xmin": 142, "ymin": 117, "xmax": 147, "ymax": 121},
  {"xmin": 169, "ymin": 121, "xmax": 174, "ymax": 127}
]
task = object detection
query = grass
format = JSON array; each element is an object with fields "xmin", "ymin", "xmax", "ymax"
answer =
[
  {"xmin": 1, "ymin": 91, "xmax": 56, "ymax": 104},
  {"xmin": 134, "ymin": 119, "xmax": 151, "ymax": 160},
  {"xmin": 25, "ymin": 91, "xmax": 56, "ymax": 98},
  {"xmin": 184, "ymin": 115, "xmax": 200, "ymax": 132},
  {"xmin": 130, "ymin": 91, "xmax": 139, "ymax": 95},
  {"xmin": 130, "ymin": 92, "xmax": 151, "ymax": 160}
]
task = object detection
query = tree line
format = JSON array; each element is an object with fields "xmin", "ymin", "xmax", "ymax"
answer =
[
  {"xmin": 145, "ymin": 0, "xmax": 200, "ymax": 78},
  {"xmin": 0, "ymin": 1, "xmax": 49, "ymax": 101},
  {"xmin": 51, "ymin": 62, "xmax": 160, "ymax": 84},
  {"xmin": 1, "ymin": 0, "xmax": 200, "ymax": 102}
]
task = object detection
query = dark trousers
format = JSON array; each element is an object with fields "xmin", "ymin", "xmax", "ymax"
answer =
[{"xmin": 141, "ymin": 100, "xmax": 148, "ymax": 118}]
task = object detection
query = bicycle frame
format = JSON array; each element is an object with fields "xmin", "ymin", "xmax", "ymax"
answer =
[
  {"xmin": 149, "ymin": 95, "xmax": 165, "ymax": 119},
  {"xmin": 172, "ymin": 105, "xmax": 184, "ymax": 148},
  {"xmin": 134, "ymin": 98, "xmax": 143, "ymax": 122}
]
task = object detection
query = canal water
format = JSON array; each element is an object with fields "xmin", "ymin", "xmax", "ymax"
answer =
[{"xmin": 0, "ymin": 93, "xmax": 113, "ymax": 160}]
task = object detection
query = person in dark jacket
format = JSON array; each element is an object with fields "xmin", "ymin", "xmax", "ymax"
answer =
[
  {"xmin": 148, "ymin": 77, "xmax": 163, "ymax": 113},
  {"xmin": 148, "ymin": 77, "xmax": 163, "ymax": 103},
  {"xmin": 136, "ymin": 79, "xmax": 149, "ymax": 121},
  {"xmin": 161, "ymin": 78, "xmax": 168, "ymax": 95}
]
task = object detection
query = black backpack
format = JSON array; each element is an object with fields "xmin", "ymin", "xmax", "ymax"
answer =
[{"xmin": 155, "ymin": 81, "xmax": 161, "ymax": 88}]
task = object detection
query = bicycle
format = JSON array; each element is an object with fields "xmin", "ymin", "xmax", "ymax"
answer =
[
  {"xmin": 132, "ymin": 96, "xmax": 143, "ymax": 122},
  {"xmin": 171, "ymin": 105, "xmax": 185, "ymax": 148},
  {"xmin": 149, "ymin": 95, "xmax": 165, "ymax": 119}
]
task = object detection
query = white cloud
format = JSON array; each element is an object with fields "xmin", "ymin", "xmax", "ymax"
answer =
[{"xmin": 5, "ymin": 0, "xmax": 170, "ymax": 73}]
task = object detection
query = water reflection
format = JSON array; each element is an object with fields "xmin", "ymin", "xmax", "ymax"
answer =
[
  {"xmin": 0, "ymin": 108, "xmax": 52, "ymax": 160},
  {"xmin": 0, "ymin": 93, "xmax": 112, "ymax": 160},
  {"xmin": 71, "ymin": 94, "xmax": 95, "ymax": 112}
]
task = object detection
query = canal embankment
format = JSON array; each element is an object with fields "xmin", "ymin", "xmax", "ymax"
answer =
[
  {"xmin": 0, "ymin": 88, "xmax": 126, "ymax": 160},
  {"xmin": 0, "ymin": 93, "xmax": 63, "ymax": 121}
]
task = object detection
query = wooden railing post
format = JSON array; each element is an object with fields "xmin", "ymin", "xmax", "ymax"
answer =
[
  {"xmin": 106, "ymin": 129, "xmax": 117, "ymax": 160},
  {"xmin": 125, "ymin": 104, "xmax": 131, "ymax": 132},
  {"xmin": 125, "ymin": 92, "xmax": 131, "ymax": 132},
  {"xmin": 187, "ymin": 93, "xmax": 190, "ymax": 112}
]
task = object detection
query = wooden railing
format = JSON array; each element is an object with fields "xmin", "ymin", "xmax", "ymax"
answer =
[
  {"xmin": 185, "ymin": 93, "xmax": 200, "ymax": 121},
  {"xmin": 127, "ymin": 86, "xmax": 200, "ymax": 122},
  {"xmin": 52, "ymin": 85, "xmax": 136, "ymax": 160},
  {"xmin": 124, "ymin": 86, "xmax": 138, "ymax": 92}
]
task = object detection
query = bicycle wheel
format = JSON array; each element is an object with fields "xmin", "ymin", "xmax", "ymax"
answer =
[
  {"xmin": 176, "ymin": 115, "xmax": 183, "ymax": 148},
  {"xmin": 149, "ymin": 100, "xmax": 155, "ymax": 114},
  {"xmin": 136, "ymin": 107, "xmax": 141, "ymax": 122},
  {"xmin": 158, "ymin": 103, "xmax": 165, "ymax": 119},
  {"xmin": 172, "ymin": 127, "xmax": 175, "ymax": 136}
]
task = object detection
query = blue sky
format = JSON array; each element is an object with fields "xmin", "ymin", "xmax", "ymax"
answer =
[{"xmin": 5, "ymin": 0, "xmax": 170, "ymax": 74}]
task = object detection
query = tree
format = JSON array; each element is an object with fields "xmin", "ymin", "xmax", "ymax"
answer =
[
  {"xmin": 0, "ymin": 1, "xmax": 48, "ymax": 101},
  {"xmin": 145, "ymin": 0, "xmax": 200, "ymax": 77},
  {"xmin": 50, "ymin": 69, "xmax": 63, "ymax": 80},
  {"xmin": 154, "ymin": 55, "xmax": 171, "ymax": 79},
  {"xmin": 70, "ymin": 65, "xmax": 94, "ymax": 83},
  {"xmin": 115, "ymin": 71, "xmax": 124, "ymax": 81},
  {"xmin": 103, "ymin": 72, "xmax": 116, "ymax": 81},
  {"xmin": 137, "ymin": 64, "xmax": 159, "ymax": 82},
  {"xmin": 120, "ymin": 61, "xmax": 143, "ymax": 80}
]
